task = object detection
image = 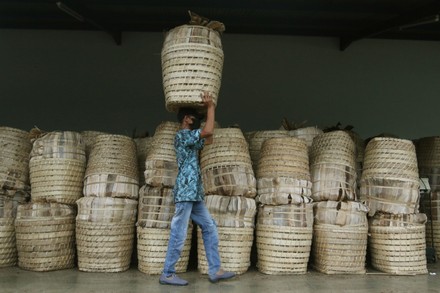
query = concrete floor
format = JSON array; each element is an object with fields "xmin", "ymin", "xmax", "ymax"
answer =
[{"xmin": 1, "ymin": 263, "xmax": 440, "ymax": 293}]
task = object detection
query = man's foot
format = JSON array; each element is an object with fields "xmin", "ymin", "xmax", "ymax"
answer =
[
  {"xmin": 209, "ymin": 269, "xmax": 236, "ymax": 283},
  {"xmin": 159, "ymin": 273, "xmax": 188, "ymax": 286}
]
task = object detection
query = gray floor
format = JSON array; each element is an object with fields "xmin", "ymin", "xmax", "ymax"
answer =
[{"xmin": 1, "ymin": 263, "xmax": 440, "ymax": 293}]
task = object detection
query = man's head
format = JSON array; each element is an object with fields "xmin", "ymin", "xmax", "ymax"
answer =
[{"xmin": 177, "ymin": 107, "xmax": 205, "ymax": 130}]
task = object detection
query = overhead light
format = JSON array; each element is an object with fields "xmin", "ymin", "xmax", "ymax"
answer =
[
  {"xmin": 400, "ymin": 14, "xmax": 439, "ymax": 30},
  {"xmin": 56, "ymin": 1, "xmax": 85, "ymax": 22}
]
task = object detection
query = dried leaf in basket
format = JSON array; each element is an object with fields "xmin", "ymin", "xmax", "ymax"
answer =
[
  {"xmin": 188, "ymin": 10, "xmax": 225, "ymax": 33},
  {"xmin": 29, "ymin": 126, "xmax": 47, "ymax": 142}
]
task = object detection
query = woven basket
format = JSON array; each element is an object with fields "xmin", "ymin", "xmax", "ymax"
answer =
[
  {"xmin": 0, "ymin": 218, "xmax": 17, "ymax": 267},
  {"xmin": 0, "ymin": 126, "xmax": 32, "ymax": 191},
  {"xmin": 83, "ymin": 174, "xmax": 139, "ymax": 199},
  {"xmin": 201, "ymin": 128, "xmax": 256, "ymax": 197},
  {"xmin": 419, "ymin": 167, "xmax": 440, "ymax": 192},
  {"xmin": 197, "ymin": 226, "xmax": 253, "ymax": 275},
  {"xmin": 144, "ymin": 122, "xmax": 180, "ymax": 187},
  {"xmin": 258, "ymin": 203, "xmax": 314, "ymax": 228},
  {"xmin": 310, "ymin": 131, "xmax": 357, "ymax": 201},
  {"xmin": 369, "ymin": 220, "xmax": 427, "ymax": 275},
  {"xmin": 137, "ymin": 186, "xmax": 175, "ymax": 229},
  {"xmin": 30, "ymin": 131, "xmax": 85, "ymax": 161},
  {"xmin": 425, "ymin": 221, "xmax": 440, "ymax": 259},
  {"xmin": 257, "ymin": 177, "xmax": 312, "ymax": 205},
  {"xmin": 29, "ymin": 158, "xmax": 86, "ymax": 204},
  {"xmin": 76, "ymin": 196, "xmax": 138, "ymax": 223},
  {"xmin": 313, "ymin": 201, "xmax": 369, "ymax": 226},
  {"xmin": 76, "ymin": 220, "xmax": 134, "ymax": 272},
  {"xmin": 312, "ymin": 224, "xmax": 368, "ymax": 274},
  {"xmin": 361, "ymin": 137, "xmax": 420, "ymax": 215},
  {"xmin": 248, "ymin": 130, "xmax": 289, "ymax": 172},
  {"xmin": 15, "ymin": 203, "xmax": 76, "ymax": 272},
  {"xmin": 288, "ymin": 126, "xmax": 323, "ymax": 150},
  {"xmin": 416, "ymin": 136, "xmax": 440, "ymax": 169},
  {"xmin": 81, "ymin": 130, "xmax": 107, "ymax": 159},
  {"xmin": 0, "ymin": 191, "xmax": 29, "ymax": 218},
  {"xmin": 134, "ymin": 137, "xmax": 153, "ymax": 186},
  {"xmin": 161, "ymin": 25, "xmax": 224, "ymax": 112},
  {"xmin": 205, "ymin": 195, "xmax": 256, "ymax": 228},
  {"xmin": 137, "ymin": 226, "xmax": 192, "ymax": 275},
  {"xmin": 256, "ymin": 224, "xmax": 313, "ymax": 275}
]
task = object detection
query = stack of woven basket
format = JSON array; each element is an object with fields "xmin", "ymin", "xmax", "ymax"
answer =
[
  {"xmin": 417, "ymin": 136, "xmax": 440, "ymax": 260},
  {"xmin": 198, "ymin": 128, "xmax": 257, "ymax": 275},
  {"xmin": 76, "ymin": 134, "xmax": 139, "ymax": 272},
  {"xmin": 137, "ymin": 121, "xmax": 193, "ymax": 274},
  {"xmin": 310, "ymin": 130, "xmax": 369, "ymax": 274},
  {"xmin": 255, "ymin": 136, "xmax": 314, "ymax": 275},
  {"xmin": 15, "ymin": 130, "xmax": 85, "ymax": 271},
  {"xmin": 361, "ymin": 137, "xmax": 427, "ymax": 275},
  {"xmin": 0, "ymin": 127, "xmax": 32, "ymax": 268}
]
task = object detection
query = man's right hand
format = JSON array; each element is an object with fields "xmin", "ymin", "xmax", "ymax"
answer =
[{"xmin": 201, "ymin": 91, "xmax": 214, "ymax": 108}]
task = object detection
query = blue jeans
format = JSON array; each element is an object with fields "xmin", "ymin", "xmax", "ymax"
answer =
[{"xmin": 163, "ymin": 201, "xmax": 221, "ymax": 276}]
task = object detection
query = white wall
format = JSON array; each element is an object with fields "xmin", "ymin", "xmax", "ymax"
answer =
[{"xmin": 1, "ymin": 29, "xmax": 440, "ymax": 140}]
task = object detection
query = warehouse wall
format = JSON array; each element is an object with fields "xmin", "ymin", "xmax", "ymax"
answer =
[{"xmin": 1, "ymin": 29, "xmax": 439, "ymax": 140}]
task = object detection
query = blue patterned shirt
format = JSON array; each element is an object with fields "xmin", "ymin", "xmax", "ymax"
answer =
[{"xmin": 173, "ymin": 129, "xmax": 205, "ymax": 203}]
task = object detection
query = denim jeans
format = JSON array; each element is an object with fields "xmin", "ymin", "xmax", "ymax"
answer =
[{"xmin": 163, "ymin": 201, "xmax": 221, "ymax": 276}]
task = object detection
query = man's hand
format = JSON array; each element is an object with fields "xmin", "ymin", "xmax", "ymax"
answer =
[{"xmin": 201, "ymin": 91, "xmax": 214, "ymax": 108}]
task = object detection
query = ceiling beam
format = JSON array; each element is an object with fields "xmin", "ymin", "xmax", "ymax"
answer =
[{"xmin": 340, "ymin": 2, "xmax": 440, "ymax": 51}]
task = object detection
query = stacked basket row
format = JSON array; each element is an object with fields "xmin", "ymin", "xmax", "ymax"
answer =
[
  {"xmin": 0, "ymin": 127, "xmax": 32, "ymax": 268},
  {"xmin": 361, "ymin": 137, "xmax": 427, "ymax": 275},
  {"xmin": 76, "ymin": 134, "xmax": 139, "ymax": 272},
  {"xmin": 199, "ymin": 128, "xmax": 257, "ymax": 275}
]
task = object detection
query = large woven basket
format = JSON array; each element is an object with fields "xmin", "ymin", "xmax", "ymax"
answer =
[
  {"xmin": 257, "ymin": 203, "xmax": 313, "ymax": 228},
  {"xmin": 421, "ymin": 191, "xmax": 440, "ymax": 258},
  {"xmin": 0, "ymin": 218, "xmax": 17, "ymax": 268},
  {"xmin": 0, "ymin": 126, "xmax": 32, "ymax": 191},
  {"xmin": 76, "ymin": 221, "xmax": 135, "ymax": 272},
  {"xmin": 247, "ymin": 130, "xmax": 289, "ymax": 172},
  {"xmin": 161, "ymin": 25, "xmax": 224, "ymax": 112},
  {"xmin": 76, "ymin": 196, "xmax": 138, "ymax": 223},
  {"xmin": 137, "ymin": 185, "xmax": 175, "ymax": 229},
  {"xmin": 361, "ymin": 137, "xmax": 420, "ymax": 215},
  {"xmin": 137, "ymin": 226, "xmax": 192, "ymax": 275},
  {"xmin": 369, "ymin": 212, "xmax": 428, "ymax": 275},
  {"xmin": 416, "ymin": 136, "xmax": 440, "ymax": 191},
  {"xmin": 144, "ymin": 122, "xmax": 179, "ymax": 187},
  {"xmin": 313, "ymin": 201, "xmax": 369, "ymax": 226},
  {"xmin": 81, "ymin": 130, "xmax": 107, "ymax": 159},
  {"xmin": 201, "ymin": 128, "xmax": 256, "ymax": 197},
  {"xmin": 312, "ymin": 223, "xmax": 368, "ymax": 274},
  {"xmin": 197, "ymin": 226, "xmax": 253, "ymax": 275},
  {"xmin": 256, "ymin": 224, "xmax": 313, "ymax": 275},
  {"xmin": 257, "ymin": 177, "xmax": 312, "ymax": 205},
  {"xmin": 15, "ymin": 202, "xmax": 76, "ymax": 272},
  {"xmin": 288, "ymin": 126, "xmax": 323, "ymax": 150},
  {"xmin": 205, "ymin": 195, "xmax": 256, "ymax": 228},
  {"xmin": 310, "ymin": 131, "xmax": 357, "ymax": 201},
  {"xmin": 29, "ymin": 158, "xmax": 86, "ymax": 204},
  {"xmin": 134, "ymin": 137, "xmax": 152, "ymax": 186}
]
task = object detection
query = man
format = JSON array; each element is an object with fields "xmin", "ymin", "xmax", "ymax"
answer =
[{"xmin": 159, "ymin": 91, "xmax": 236, "ymax": 286}]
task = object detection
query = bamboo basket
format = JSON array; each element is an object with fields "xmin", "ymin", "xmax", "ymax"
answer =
[
  {"xmin": 425, "ymin": 221, "xmax": 440, "ymax": 259},
  {"xmin": 76, "ymin": 197, "xmax": 138, "ymax": 223},
  {"xmin": 256, "ymin": 224, "xmax": 313, "ymax": 275},
  {"xmin": 288, "ymin": 126, "xmax": 323, "ymax": 151},
  {"xmin": 30, "ymin": 131, "xmax": 85, "ymax": 161},
  {"xmin": 313, "ymin": 201, "xmax": 369, "ymax": 226},
  {"xmin": 257, "ymin": 203, "xmax": 314, "ymax": 228},
  {"xmin": 0, "ymin": 191, "xmax": 29, "ymax": 218},
  {"xmin": 29, "ymin": 158, "xmax": 86, "ymax": 204},
  {"xmin": 310, "ymin": 131, "xmax": 357, "ymax": 201},
  {"xmin": 137, "ymin": 185, "xmax": 175, "ymax": 229},
  {"xmin": 257, "ymin": 177, "xmax": 312, "ymax": 205},
  {"xmin": 144, "ymin": 122, "xmax": 179, "ymax": 187},
  {"xmin": 0, "ymin": 126, "xmax": 32, "ymax": 192},
  {"xmin": 201, "ymin": 128, "xmax": 256, "ymax": 197},
  {"xmin": 0, "ymin": 218, "xmax": 16, "ymax": 268},
  {"xmin": 204, "ymin": 195, "xmax": 256, "ymax": 228},
  {"xmin": 417, "ymin": 136, "xmax": 440, "ymax": 191},
  {"xmin": 248, "ymin": 130, "xmax": 289, "ymax": 172},
  {"xmin": 361, "ymin": 137, "xmax": 420, "ymax": 215},
  {"xmin": 197, "ymin": 226, "xmax": 253, "ymax": 275},
  {"xmin": 161, "ymin": 25, "xmax": 224, "ymax": 112},
  {"xmin": 83, "ymin": 174, "xmax": 139, "ymax": 199},
  {"xmin": 81, "ymin": 130, "xmax": 107, "ymax": 159},
  {"xmin": 420, "ymin": 191, "xmax": 440, "ymax": 258},
  {"xmin": 134, "ymin": 137, "xmax": 152, "ymax": 186},
  {"xmin": 312, "ymin": 224, "xmax": 368, "ymax": 274},
  {"xmin": 369, "ymin": 213, "xmax": 427, "ymax": 275},
  {"xmin": 76, "ymin": 221, "xmax": 134, "ymax": 272},
  {"xmin": 137, "ymin": 226, "xmax": 192, "ymax": 275},
  {"xmin": 15, "ymin": 203, "xmax": 76, "ymax": 272}
]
